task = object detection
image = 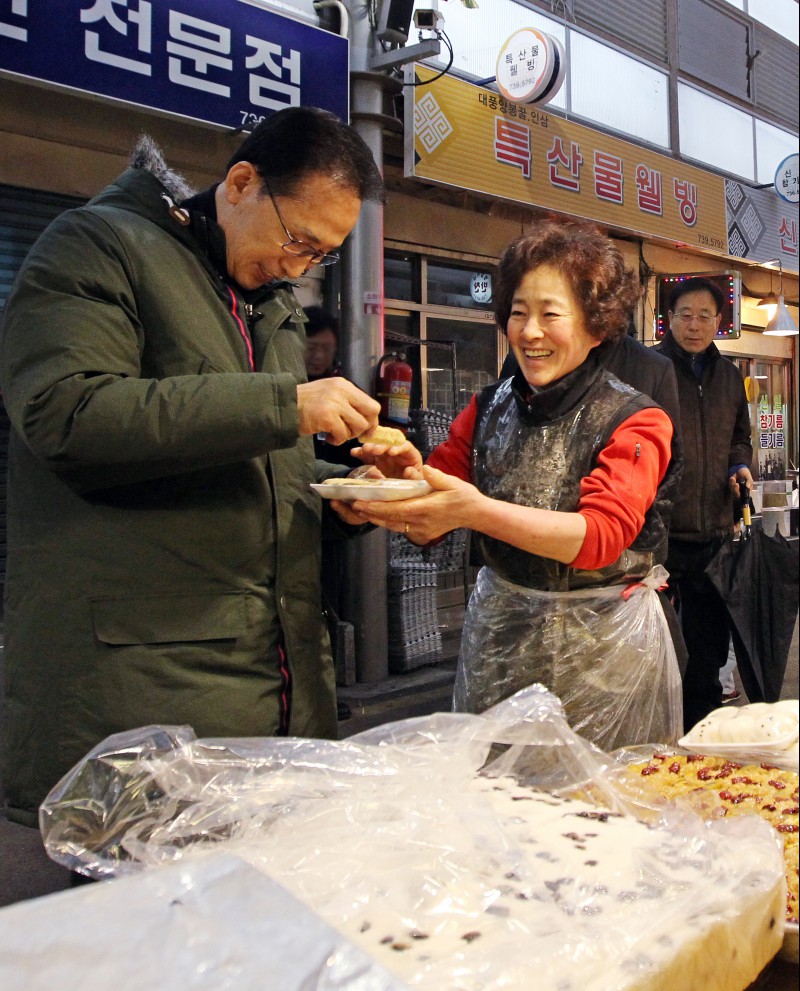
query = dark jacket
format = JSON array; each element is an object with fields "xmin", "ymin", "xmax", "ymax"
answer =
[
  {"xmin": 655, "ymin": 332, "xmax": 752, "ymax": 542},
  {"xmin": 0, "ymin": 145, "xmax": 342, "ymax": 824},
  {"xmin": 501, "ymin": 334, "xmax": 682, "ymax": 435}
]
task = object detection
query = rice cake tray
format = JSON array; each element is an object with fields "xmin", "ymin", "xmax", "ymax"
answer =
[
  {"xmin": 619, "ymin": 753, "xmax": 798, "ymax": 964},
  {"xmin": 227, "ymin": 773, "xmax": 786, "ymax": 991}
]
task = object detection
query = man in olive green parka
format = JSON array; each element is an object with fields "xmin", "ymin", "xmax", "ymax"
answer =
[{"xmin": 0, "ymin": 108, "xmax": 385, "ymax": 826}]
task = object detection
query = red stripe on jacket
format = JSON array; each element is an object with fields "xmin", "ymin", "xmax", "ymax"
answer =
[{"xmin": 226, "ymin": 287, "xmax": 255, "ymax": 371}]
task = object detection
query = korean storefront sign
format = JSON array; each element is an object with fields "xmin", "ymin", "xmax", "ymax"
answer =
[
  {"xmin": 774, "ymin": 154, "xmax": 798, "ymax": 205},
  {"xmin": 0, "ymin": 0, "xmax": 349, "ymax": 129},
  {"xmin": 726, "ymin": 178, "xmax": 800, "ymax": 268},
  {"xmin": 495, "ymin": 28, "xmax": 565, "ymax": 107},
  {"xmin": 469, "ymin": 272, "xmax": 492, "ymax": 304},
  {"xmin": 757, "ymin": 393, "xmax": 787, "ymax": 479},
  {"xmin": 406, "ymin": 64, "xmax": 728, "ymax": 252}
]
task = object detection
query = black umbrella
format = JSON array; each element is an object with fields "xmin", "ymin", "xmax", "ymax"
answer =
[{"xmin": 705, "ymin": 522, "xmax": 799, "ymax": 703}]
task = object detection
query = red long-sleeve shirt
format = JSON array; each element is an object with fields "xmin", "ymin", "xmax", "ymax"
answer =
[{"xmin": 427, "ymin": 395, "xmax": 673, "ymax": 570}]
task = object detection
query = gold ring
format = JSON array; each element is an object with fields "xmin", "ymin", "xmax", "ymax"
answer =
[{"xmin": 404, "ymin": 522, "xmax": 410, "ymax": 536}]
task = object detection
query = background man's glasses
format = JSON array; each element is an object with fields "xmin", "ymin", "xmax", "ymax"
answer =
[
  {"xmin": 674, "ymin": 310, "xmax": 717, "ymax": 325},
  {"xmin": 262, "ymin": 177, "xmax": 340, "ymax": 267}
]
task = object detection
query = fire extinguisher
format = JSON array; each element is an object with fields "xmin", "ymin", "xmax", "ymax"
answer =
[{"xmin": 375, "ymin": 351, "xmax": 413, "ymax": 429}]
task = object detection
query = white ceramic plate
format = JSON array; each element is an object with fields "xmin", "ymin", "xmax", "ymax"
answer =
[
  {"xmin": 675, "ymin": 737, "xmax": 799, "ymax": 771},
  {"xmin": 311, "ymin": 479, "xmax": 432, "ymax": 502}
]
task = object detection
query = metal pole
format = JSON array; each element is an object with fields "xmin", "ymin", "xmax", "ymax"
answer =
[
  {"xmin": 339, "ymin": 1, "xmax": 391, "ymax": 682},
  {"xmin": 336, "ymin": 3, "xmax": 439, "ymax": 682}
]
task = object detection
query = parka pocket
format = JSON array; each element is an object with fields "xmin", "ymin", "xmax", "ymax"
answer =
[{"xmin": 91, "ymin": 591, "xmax": 247, "ymax": 645}]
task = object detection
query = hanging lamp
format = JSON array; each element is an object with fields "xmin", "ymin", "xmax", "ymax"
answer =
[{"xmin": 763, "ymin": 261, "xmax": 798, "ymax": 336}]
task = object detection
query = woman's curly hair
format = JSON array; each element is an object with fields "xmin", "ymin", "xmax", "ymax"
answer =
[{"xmin": 494, "ymin": 216, "xmax": 640, "ymax": 343}]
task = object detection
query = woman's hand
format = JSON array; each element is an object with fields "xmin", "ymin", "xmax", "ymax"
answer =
[
  {"xmin": 352, "ymin": 439, "xmax": 424, "ymax": 480},
  {"xmin": 326, "ymin": 464, "xmax": 384, "ymax": 525},
  {"xmin": 344, "ymin": 465, "xmax": 484, "ymax": 543},
  {"xmin": 330, "ymin": 443, "xmax": 425, "ymax": 525},
  {"xmin": 329, "ymin": 498, "xmax": 372, "ymax": 526},
  {"xmin": 331, "ymin": 463, "xmax": 587, "ymax": 563}
]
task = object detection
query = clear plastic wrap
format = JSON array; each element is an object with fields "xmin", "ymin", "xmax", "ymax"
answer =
[
  {"xmin": 453, "ymin": 564, "xmax": 683, "ymax": 751},
  {"xmin": 38, "ymin": 685, "xmax": 786, "ymax": 991},
  {"xmin": 0, "ymin": 853, "xmax": 408, "ymax": 991},
  {"xmin": 605, "ymin": 742, "xmax": 799, "ymax": 964}
]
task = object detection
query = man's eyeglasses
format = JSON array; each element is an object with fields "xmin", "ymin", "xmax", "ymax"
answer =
[
  {"xmin": 262, "ymin": 177, "xmax": 340, "ymax": 267},
  {"xmin": 674, "ymin": 309, "xmax": 718, "ymax": 325}
]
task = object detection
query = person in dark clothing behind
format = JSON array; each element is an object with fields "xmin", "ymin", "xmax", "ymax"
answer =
[
  {"xmin": 303, "ymin": 305, "xmax": 358, "ymax": 718},
  {"xmin": 304, "ymin": 306, "xmax": 360, "ymax": 470},
  {"xmin": 655, "ymin": 276, "xmax": 753, "ymax": 732},
  {"xmin": 304, "ymin": 305, "xmax": 340, "ymax": 381}
]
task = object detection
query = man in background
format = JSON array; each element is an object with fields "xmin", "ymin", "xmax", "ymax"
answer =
[
  {"xmin": 655, "ymin": 276, "xmax": 753, "ymax": 732},
  {"xmin": 304, "ymin": 305, "xmax": 341, "ymax": 382}
]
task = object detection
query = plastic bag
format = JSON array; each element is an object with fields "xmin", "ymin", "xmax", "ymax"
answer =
[
  {"xmin": 0, "ymin": 854, "xmax": 408, "ymax": 991},
  {"xmin": 453, "ymin": 564, "xmax": 683, "ymax": 751},
  {"xmin": 39, "ymin": 685, "xmax": 785, "ymax": 991},
  {"xmin": 41, "ymin": 688, "xmax": 621, "ymax": 879}
]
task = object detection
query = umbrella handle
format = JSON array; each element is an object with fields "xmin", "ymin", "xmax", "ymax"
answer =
[{"xmin": 738, "ymin": 480, "xmax": 752, "ymax": 538}]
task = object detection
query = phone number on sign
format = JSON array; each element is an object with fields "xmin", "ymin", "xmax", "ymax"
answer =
[
  {"xmin": 240, "ymin": 112, "xmax": 268, "ymax": 128},
  {"xmin": 697, "ymin": 233, "xmax": 726, "ymax": 250}
]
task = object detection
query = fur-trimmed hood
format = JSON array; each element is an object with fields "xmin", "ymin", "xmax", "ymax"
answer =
[{"xmin": 129, "ymin": 134, "xmax": 197, "ymax": 202}]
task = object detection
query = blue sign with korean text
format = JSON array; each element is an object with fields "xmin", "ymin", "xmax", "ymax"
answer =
[{"xmin": 0, "ymin": 0, "xmax": 349, "ymax": 130}]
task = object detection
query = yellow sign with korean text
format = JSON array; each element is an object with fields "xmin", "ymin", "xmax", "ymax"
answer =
[{"xmin": 406, "ymin": 65, "xmax": 729, "ymax": 253}]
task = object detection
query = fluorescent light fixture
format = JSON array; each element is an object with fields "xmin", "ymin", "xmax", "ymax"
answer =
[{"xmin": 763, "ymin": 295, "xmax": 799, "ymax": 336}]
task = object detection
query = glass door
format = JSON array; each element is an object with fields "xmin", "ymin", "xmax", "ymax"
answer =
[
  {"xmin": 384, "ymin": 251, "xmax": 504, "ymax": 418},
  {"xmin": 730, "ymin": 355, "xmax": 794, "ymax": 480},
  {"xmin": 752, "ymin": 360, "xmax": 792, "ymax": 481},
  {"xmin": 424, "ymin": 314, "xmax": 499, "ymax": 416}
]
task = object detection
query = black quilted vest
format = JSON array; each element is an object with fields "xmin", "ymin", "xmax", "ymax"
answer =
[{"xmin": 472, "ymin": 356, "xmax": 673, "ymax": 591}]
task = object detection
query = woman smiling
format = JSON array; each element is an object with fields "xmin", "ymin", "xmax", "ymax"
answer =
[{"xmin": 341, "ymin": 217, "xmax": 683, "ymax": 749}]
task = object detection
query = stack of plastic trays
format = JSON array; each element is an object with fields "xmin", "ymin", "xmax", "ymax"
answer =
[{"xmin": 387, "ymin": 561, "xmax": 442, "ymax": 673}]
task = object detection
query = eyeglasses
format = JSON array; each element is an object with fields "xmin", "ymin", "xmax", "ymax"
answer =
[
  {"xmin": 262, "ymin": 177, "xmax": 340, "ymax": 267},
  {"xmin": 674, "ymin": 309, "xmax": 718, "ymax": 325}
]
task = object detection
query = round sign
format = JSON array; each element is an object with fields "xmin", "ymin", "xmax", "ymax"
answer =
[
  {"xmin": 774, "ymin": 153, "xmax": 799, "ymax": 204},
  {"xmin": 495, "ymin": 28, "xmax": 566, "ymax": 106},
  {"xmin": 470, "ymin": 272, "xmax": 492, "ymax": 304}
]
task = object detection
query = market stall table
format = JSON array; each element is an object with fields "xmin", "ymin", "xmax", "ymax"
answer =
[{"xmin": 17, "ymin": 686, "xmax": 796, "ymax": 991}]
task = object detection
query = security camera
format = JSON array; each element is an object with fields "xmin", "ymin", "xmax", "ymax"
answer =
[{"xmin": 414, "ymin": 8, "xmax": 443, "ymax": 32}]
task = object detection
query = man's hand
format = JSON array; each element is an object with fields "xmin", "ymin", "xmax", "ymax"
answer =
[
  {"xmin": 296, "ymin": 378, "xmax": 380, "ymax": 446},
  {"xmin": 729, "ymin": 465, "xmax": 754, "ymax": 497}
]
